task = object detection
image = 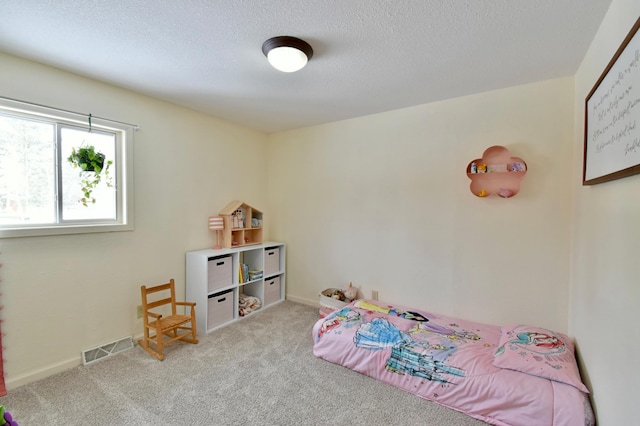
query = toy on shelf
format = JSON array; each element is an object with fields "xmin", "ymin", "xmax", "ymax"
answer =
[
  {"xmin": 238, "ymin": 294, "xmax": 261, "ymax": 317},
  {"xmin": 231, "ymin": 208, "xmax": 245, "ymax": 228},
  {"xmin": 466, "ymin": 146, "xmax": 527, "ymax": 198},
  {"xmin": 208, "ymin": 216, "xmax": 224, "ymax": 250}
]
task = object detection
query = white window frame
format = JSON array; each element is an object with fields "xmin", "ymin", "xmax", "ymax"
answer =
[{"xmin": 0, "ymin": 99, "xmax": 135, "ymax": 238}]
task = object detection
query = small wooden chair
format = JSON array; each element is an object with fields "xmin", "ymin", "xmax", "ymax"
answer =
[{"xmin": 139, "ymin": 279, "xmax": 198, "ymax": 360}]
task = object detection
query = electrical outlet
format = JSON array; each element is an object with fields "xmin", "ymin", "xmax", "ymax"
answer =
[
  {"xmin": 371, "ymin": 290, "xmax": 379, "ymax": 301},
  {"xmin": 137, "ymin": 305, "xmax": 143, "ymax": 318}
]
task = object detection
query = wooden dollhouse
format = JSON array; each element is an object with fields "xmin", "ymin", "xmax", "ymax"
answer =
[{"xmin": 219, "ymin": 200, "xmax": 263, "ymax": 248}]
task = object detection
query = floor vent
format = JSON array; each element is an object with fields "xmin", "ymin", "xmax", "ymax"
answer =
[{"xmin": 82, "ymin": 336, "xmax": 134, "ymax": 366}]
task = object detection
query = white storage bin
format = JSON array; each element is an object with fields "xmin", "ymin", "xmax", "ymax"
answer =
[
  {"xmin": 264, "ymin": 247, "xmax": 280, "ymax": 276},
  {"xmin": 319, "ymin": 288, "xmax": 349, "ymax": 312},
  {"xmin": 208, "ymin": 255, "xmax": 232, "ymax": 292},
  {"xmin": 207, "ymin": 289, "xmax": 234, "ymax": 329},
  {"xmin": 264, "ymin": 276, "xmax": 281, "ymax": 306}
]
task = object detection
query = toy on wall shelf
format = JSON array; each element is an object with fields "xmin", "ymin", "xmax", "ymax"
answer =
[
  {"xmin": 510, "ymin": 162, "xmax": 525, "ymax": 172},
  {"xmin": 498, "ymin": 188, "xmax": 514, "ymax": 198},
  {"xmin": 466, "ymin": 146, "xmax": 527, "ymax": 198}
]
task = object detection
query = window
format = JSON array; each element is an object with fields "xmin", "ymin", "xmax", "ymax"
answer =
[{"xmin": 0, "ymin": 99, "xmax": 134, "ymax": 238}]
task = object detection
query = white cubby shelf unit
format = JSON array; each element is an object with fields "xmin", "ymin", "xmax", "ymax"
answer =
[{"xmin": 186, "ymin": 242, "xmax": 286, "ymax": 334}]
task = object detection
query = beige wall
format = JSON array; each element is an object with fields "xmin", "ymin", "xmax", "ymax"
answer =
[
  {"xmin": 571, "ymin": 0, "xmax": 640, "ymax": 424},
  {"xmin": 268, "ymin": 77, "xmax": 574, "ymax": 332},
  {"xmin": 0, "ymin": 52, "xmax": 269, "ymax": 387}
]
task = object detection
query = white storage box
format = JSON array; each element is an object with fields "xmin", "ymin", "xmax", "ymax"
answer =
[
  {"xmin": 264, "ymin": 276, "xmax": 281, "ymax": 306},
  {"xmin": 264, "ymin": 247, "xmax": 280, "ymax": 276},
  {"xmin": 207, "ymin": 289, "xmax": 234, "ymax": 329},
  {"xmin": 208, "ymin": 255, "xmax": 232, "ymax": 292},
  {"xmin": 319, "ymin": 288, "xmax": 349, "ymax": 312}
]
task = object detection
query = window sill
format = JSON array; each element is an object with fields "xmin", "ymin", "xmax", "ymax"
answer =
[{"xmin": 0, "ymin": 222, "xmax": 134, "ymax": 239}]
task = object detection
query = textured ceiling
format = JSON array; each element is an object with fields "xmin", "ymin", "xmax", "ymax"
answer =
[{"xmin": 0, "ymin": 0, "xmax": 613, "ymax": 133}]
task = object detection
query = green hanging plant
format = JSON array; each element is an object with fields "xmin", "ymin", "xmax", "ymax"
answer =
[{"xmin": 67, "ymin": 146, "xmax": 113, "ymax": 207}]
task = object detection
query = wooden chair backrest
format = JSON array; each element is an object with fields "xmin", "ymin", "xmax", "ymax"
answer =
[{"xmin": 141, "ymin": 279, "xmax": 178, "ymax": 317}]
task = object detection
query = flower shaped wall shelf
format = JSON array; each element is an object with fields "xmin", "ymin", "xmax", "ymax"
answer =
[{"xmin": 466, "ymin": 146, "xmax": 527, "ymax": 198}]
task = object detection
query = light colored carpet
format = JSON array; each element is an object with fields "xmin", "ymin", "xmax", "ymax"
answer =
[{"xmin": 0, "ymin": 301, "xmax": 485, "ymax": 425}]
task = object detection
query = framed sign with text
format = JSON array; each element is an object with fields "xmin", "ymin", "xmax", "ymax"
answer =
[{"xmin": 584, "ymin": 17, "xmax": 640, "ymax": 185}]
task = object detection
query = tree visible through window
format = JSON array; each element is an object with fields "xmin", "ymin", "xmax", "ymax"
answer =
[
  {"xmin": 0, "ymin": 103, "xmax": 133, "ymax": 237},
  {"xmin": 0, "ymin": 114, "xmax": 57, "ymax": 224}
]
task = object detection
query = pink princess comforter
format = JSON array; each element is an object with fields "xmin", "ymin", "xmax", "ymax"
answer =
[{"xmin": 312, "ymin": 299, "xmax": 594, "ymax": 426}]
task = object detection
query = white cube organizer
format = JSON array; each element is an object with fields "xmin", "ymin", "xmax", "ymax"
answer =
[
  {"xmin": 264, "ymin": 247, "xmax": 280, "ymax": 276},
  {"xmin": 208, "ymin": 255, "xmax": 232, "ymax": 292},
  {"xmin": 264, "ymin": 276, "xmax": 281, "ymax": 306},
  {"xmin": 186, "ymin": 243, "xmax": 286, "ymax": 334},
  {"xmin": 207, "ymin": 289, "xmax": 234, "ymax": 329}
]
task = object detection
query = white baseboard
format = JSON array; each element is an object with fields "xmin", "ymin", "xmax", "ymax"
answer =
[
  {"xmin": 286, "ymin": 294, "xmax": 318, "ymax": 307},
  {"xmin": 6, "ymin": 357, "xmax": 81, "ymax": 390}
]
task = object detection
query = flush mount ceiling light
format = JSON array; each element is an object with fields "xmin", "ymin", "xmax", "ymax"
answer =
[{"xmin": 262, "ymin": 36, "xmax": 314, "ymax": 73}]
